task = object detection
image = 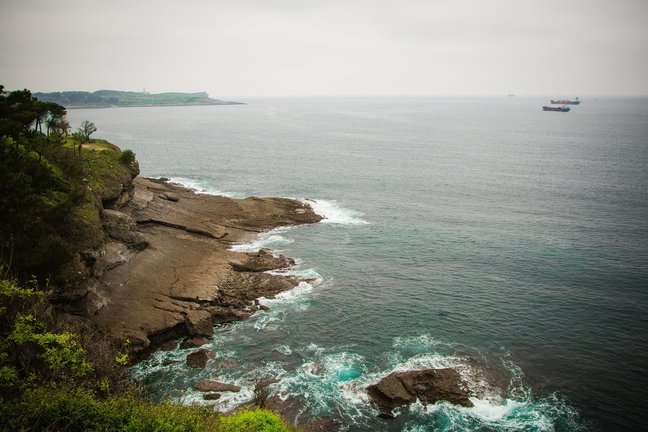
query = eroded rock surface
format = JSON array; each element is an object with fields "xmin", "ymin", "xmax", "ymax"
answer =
[
  {"xmin": 87, "ymin": 177, "xmax": 321, "ymax": 353},
  {"xmin": 180, "ymin": 337, "xmax": 209, "ymax": 349},
  {"xmin": 195, "ymin": 380, "xmax": 241, "ymax": 392},
  {"xmin": 366, "ymin": 368, "xmax": 473, "ymax": 418},
  {"xmin": 186, "ymin": 349, "xmax": 214, "ymax": 368},
  {"xmin": 229, "ymin": 248, "xmax": 295, "ymax": 272}
]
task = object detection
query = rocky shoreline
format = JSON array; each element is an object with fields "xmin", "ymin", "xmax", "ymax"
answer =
[
  {"xmin": 60, "ymin": 173, "xmax": 477, "ymax": 422},
  {"xmin": 66, "ymin": 176, "xmax": 321, "ymax": 355}
]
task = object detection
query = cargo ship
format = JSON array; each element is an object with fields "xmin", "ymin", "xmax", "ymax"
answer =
[
  {"xmin": 543, "ymin": 106, "xmax": 571, "ymax": 112},
  {"xmin": 550, "ymin": 97, "xmax": 580, "ymax": 105}
]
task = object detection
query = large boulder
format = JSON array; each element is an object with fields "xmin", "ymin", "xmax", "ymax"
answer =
[{"xmin": 366, "ymin": 368, "xmax": 473, "ymax": 418}]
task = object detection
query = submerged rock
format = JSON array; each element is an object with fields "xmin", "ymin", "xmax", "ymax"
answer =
[
  {"xmin": 180, "ymin": 336, "xmax": 209, "ymax": 349},
  {"xmin": 366, "ymin": 368, "xmax": 473, "ymax": 418},
  {"xmin": 159, "ymin": 340, "xmax": 178, "ymax": 351},
  {"xmin": 186, "ymin": 348, "xmax": 214, "ymax": 368},
  {"xmin": 195, "ymin": 380, "xmax": 241, "ymax": 392},
  {"xmin": 302, "ymin": 417, "xmax": 341, "ymax": 432}
]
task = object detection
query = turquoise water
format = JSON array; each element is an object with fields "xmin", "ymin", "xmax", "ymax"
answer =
[{"xmin": 68, "ymin": 97, "xmax": 648, "ymax": 431}]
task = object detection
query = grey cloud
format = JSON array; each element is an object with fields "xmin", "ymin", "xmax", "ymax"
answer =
[{"xmin": 1, "ymin": 0, "xmax": 646, "ymax": 96}]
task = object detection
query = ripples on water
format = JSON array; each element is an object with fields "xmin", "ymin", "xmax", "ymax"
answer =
[{"xmin": 69, "ymin": 97, "xmax": 648, "ymax": 431}]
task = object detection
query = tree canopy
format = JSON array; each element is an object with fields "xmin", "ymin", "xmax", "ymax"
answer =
[
  {"xmin": 0, "ymin": 86, "xmax": 77, "ymax": 282},
  {"xmin": 0, "ymin": 88, "xmax": 67, "ymax": 143}
]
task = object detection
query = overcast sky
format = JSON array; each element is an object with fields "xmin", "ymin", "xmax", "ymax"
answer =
[{"xmin": 2, "ymin": 0, "xmax": 647, "ymax": 97}]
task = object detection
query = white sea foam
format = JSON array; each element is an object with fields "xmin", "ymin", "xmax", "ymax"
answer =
[
  {"xmin": 181, "ymin": 383, "xmax": 255, "ymax": 412},
  {"xmin": 182, "ymin": 361, "xmax": 288, "ymax": 413},
  {"xmin": 465, "ymin": 397, "xmax": 524, "ymax": 421},
  {"xmin": 269, "ymin": 281, "xmax": 315, "ymax": 302},
  {"xmin": 252, "ymin": 310, "xmax": 289, "ymax": 331},
  {"xmin": 129, "ymin": 342, "xmax": 189, "ymax": 378},
  {"xmin": 303, "ymin": 199, "xmax": 369, "ymax": 225},
  {"xmin": 269, "ymin": 336, "xmax": 562, "ymax": 430},
  {"xmin": 165, "ymin": 176, "xmax": 242, "ymax": 198},
  {"xmin": 273, "ymin": 344, "xmax": 293, "ymax": 356},
  {"xmin": 265, "ymin": 267, "xmax": 323, "ymax": 285},
  {"xmin": 132, "ymin": 330, "xmax": 581, "ymax": 431},
  {"xmin": 229, "ymin": 228, "xmax": 294, "ymax": 253},
  {"xmin": 250, "ymin": 275, "xmax": 322, "ymax": 329},
  {"xmin": 274, "ymin": 348, "xmax": 370, "ymax": 423}
]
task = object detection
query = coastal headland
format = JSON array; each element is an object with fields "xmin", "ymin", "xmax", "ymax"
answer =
[
  {"xmin": 33, "ymin": 90, "xmax": 243, "ymax": 109},
  {"xmin": 69, "ymin": 176, "xmax": 321, "ymax": 354}
]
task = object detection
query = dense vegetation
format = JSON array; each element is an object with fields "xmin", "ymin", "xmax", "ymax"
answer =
[
  {"xmin": 0, "ymin": 86, "xmax": 294, "ymax": 431},
  {"xmin": 34, "ymin": 90, "xmax": 240, "ymax": 108},
  {"xmin": 0, "ymin": 86, "xmax": 137, "ymax": 286}
]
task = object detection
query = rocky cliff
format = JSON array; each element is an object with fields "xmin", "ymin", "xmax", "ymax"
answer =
[{"xmin": 55, "ymin": 146, "xmax": 321, "ymax": 354}]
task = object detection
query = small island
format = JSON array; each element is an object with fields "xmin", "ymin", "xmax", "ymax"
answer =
[{"xmin": 33, "ymin": 89, "xmax": 243, "ymax": 108}]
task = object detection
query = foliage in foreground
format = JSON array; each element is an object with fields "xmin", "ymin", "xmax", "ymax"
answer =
[
  {"xmin": 0, "ymin": 385, "xmax": 295, "ymax": 432},
  {"xmin": 0, "ymin": 255, "xmax": 295, "ymax": 432}
]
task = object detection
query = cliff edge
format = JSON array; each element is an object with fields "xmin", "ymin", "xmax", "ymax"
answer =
[
  {"xmin": 52, "ymin": 145, "xmax": 320, "ymax": 353},
  {"xmin": 87, "ymin": 177, "xmax": 321, "ymax": 351}
]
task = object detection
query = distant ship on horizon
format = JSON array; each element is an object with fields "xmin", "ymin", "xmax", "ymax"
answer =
[
  {"xmin": 550, "ymin": 97, "xmax": 580, "ymax": 105},
  {"xmin": 543, "ymin": 105, "xmax": 571, "ymax": 112}
]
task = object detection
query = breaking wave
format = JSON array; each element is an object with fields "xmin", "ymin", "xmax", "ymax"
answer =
[
  {"xmin": 228, "ymin": 227, "xmax": 295, "ymax": 253},
  {"xmin": 165, "ymin": 176, "xmax": 242, "ymax": 198},
  {"xmin": 302, "ymin": 199, "xmax": 370, "ymax": 225}
]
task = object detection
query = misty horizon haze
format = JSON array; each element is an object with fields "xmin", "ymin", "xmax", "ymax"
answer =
[{"xmin": 2, "ymin": 0, "xmax": 648, "ymax": 98}]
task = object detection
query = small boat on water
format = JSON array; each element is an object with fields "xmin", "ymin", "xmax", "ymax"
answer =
[
  {"xmin": 543, "ymin": 106, "xmax": 571, "ymax": 112},
  {"xmin": 550, "ymin": 97, "xmax": 580, "ymax": 105}
]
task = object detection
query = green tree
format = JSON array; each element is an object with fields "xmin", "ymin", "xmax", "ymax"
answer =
[
  {"xmin": 0, "ymin": 85, "xmax": 74, "ymax": 281},
  {"xmin": 45, "ymin": 103, "xmax": 69, "ymax": 137},
  {"xmin": 78, "ymin": 120, "xmax": 96, "ymax": 141},
  {"xmin": 0, "ymin": 87, "xmax": 67, "ymax": 149},
  {"xmin": 119, "ymin": 149, "xmax": 136, "ymax": 166},
  {"xmin": 26, "ymin": 132, "xmax": 63, "ymax": 162}
]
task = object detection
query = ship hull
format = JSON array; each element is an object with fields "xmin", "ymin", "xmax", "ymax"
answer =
[
  {"xmin": 543, "ymin": 106, "xmax": 571, "ymax": 112},
  {"xmin": 550, "ymin": 99, "xmax": 580, "ymax": 105}
]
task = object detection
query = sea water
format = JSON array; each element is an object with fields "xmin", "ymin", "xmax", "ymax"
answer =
[{"xmin": 68, "ymin": 97, "xmax": 648, "ymax": 431}]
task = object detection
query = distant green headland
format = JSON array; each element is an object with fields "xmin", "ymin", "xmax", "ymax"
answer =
[{"xmin": 33, "ymin": 90, "xmax": 243, "ymax": 108}]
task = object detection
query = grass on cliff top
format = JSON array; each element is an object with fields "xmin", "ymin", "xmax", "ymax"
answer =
[
  {"xmin": 53, "ymin": 138, "xmax": 136, "ymax": 271},
  {"xmin": 63, "ymin": 138, "xmax": 137, "ymax": 201},
  {"xmin": 0, "ymin": 136, "xmax": 137, "ymax": 285}
]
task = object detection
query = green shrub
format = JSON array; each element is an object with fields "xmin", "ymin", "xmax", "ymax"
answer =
[
  {"xmin": 217, "ymin": 409, "xmax": 295, "ymax": 432},
  {"xmin": 119, "ymin": 149, "xmax": 136, "ymax": 166},
  {"xmin": 9, "ymin": 313, "xmax": 92, "ymax": 378},
  {"xmin": 8, "ymin": 385, "xmax": 126, "ymax": 432},
  {"xmin": 0, "ymin": 385, "xmax": 297, "ymax": 432}
]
